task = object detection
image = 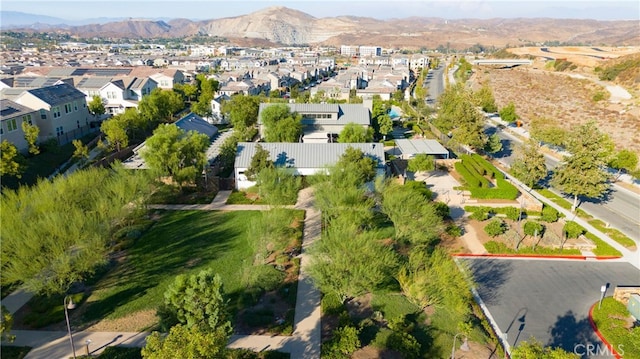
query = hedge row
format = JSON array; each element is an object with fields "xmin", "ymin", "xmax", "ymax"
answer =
[
  {"xmin": 472, "ymin": 154, "xmax": 504, "ymax": 179},
  {"xmin": 484, "ymin": 241, "xmax": 581, "ymax": 255},
  {"xmin": 455, "ymin": 161, "xmax": 482, "ymax": 188},
  {"xmin": 460, "ymin": 154, "xmax": 487, "ymax": 176},
  {"xmin": 469, "ymin": 178, "xmax": 519, "ymax": 200},
  {"xmin": 462, "ymin": 160, "xmax": 490, "ymax": 187}
]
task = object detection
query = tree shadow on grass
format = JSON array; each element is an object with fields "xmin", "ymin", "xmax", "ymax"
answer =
[{"xmin": 80, "ymin": 210, "xmax": 254, "ymax": 325}]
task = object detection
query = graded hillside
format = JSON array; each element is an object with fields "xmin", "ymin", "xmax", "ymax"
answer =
[{"xmin": 470, "ymin": 65, "xmax": 640, "ymax": 158}]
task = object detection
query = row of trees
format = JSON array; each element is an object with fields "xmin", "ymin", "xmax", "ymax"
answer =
[{"xmin": 1, "ymin": 165, "xmax": 153, "ymax": 295}]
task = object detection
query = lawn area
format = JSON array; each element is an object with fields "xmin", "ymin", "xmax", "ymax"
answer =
[
  {"xmin": 536, "ymin": 189, "xmax": 591, "ymax": 219},
  {"xmin": 80, "ymin": 209, "xmax": 297, "ymax": 330},
  {"xmin": 588, "ymin": 219, "xmax": 636, "ymax": 249}
]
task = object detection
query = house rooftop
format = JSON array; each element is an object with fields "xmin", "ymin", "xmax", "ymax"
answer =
[
  {"xmin": 25, "ymin": 83, "xmax": 86, "ymax": 106},
  {"xmin": 258, "ymin": 103, "xmax": 370, "ymax": 126},
  {"xmin": 175, "ymin": 113, "xmax": 218, "ymax": 138},
  {"xmin": 0, "ymin": 99, "xmax": 36, "ymax": 120},
  {"xmin": 235, "ymin": 142, "xmax": 385, "ymax": 169},
  {"xmin": 394, "ymin": 139, "xmax": 449, "ymax": 158}
]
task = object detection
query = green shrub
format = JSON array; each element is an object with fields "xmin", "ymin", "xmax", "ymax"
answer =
[
  {"xmin": 503, "ymin": 207, "xmax": 520, "ymax": 221},
  {"xmin": 470, "ymin": 210, "xmax": 489, "ymax": 221},
  {"xmin": 322, "ymin": 325, "xmax": 361, "ymax": 359},
  {"xmin": 472, "ymin": 154, "xmax": 502, "ymax": 179},
  {"xmin": 469, "ymin": 179, "xmax": 519, "ymax": 200},
  {"xmin": 461, "ymin": 160, "xmax": 489, "ymax": 187},
  {"xmin": 484, "ymin": 219, "xmax": 508, "ymax": 237},
  {"xmin": 322, "ymin": 293, "xmax": 345, "ymax": 315},
  {"xmin": 445, "ymin": 224, "xmax": 463, "ymax": 237},
  {"xmin": 563, "ymin": 221, "xmax": 585, "ymax": 239},
  {"xmin": 541, "ymin": 205, "xmax": 559, "ymax": 222},
  {"xmin": 523, "ymin": 221, "xmax": 545, "ymax": 237},
  {"xmin": 433, "ymin": 202, "xmax": 450, "ymax": 219},
  {"xmin": 387, "ymin": 331, "xmax": 421, "ymax": 359},
  {"xmin": 484, "ymin": 241, "xmax": 581, "ymax": 255},
  {"xmin": 592, "ymin": 297, "xmax": 640, "ymax": 359},
  {"xmin": 98, "ymin": 347, "xmax": 142, "ymax": 359}
]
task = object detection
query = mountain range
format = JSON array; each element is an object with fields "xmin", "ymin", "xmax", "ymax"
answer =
[{"xmin": 2, "ymin": 7, "xmax": 638, "ymax": 49}]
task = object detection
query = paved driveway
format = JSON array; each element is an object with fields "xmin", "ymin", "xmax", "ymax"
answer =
[{"xmin": 464, "ymin": 258, "xmax": 639, "ymax": 358}]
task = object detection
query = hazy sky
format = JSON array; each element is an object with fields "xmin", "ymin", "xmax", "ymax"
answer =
[{"xmin": 2, "ymin": 0, "xmax": 639, "ymax": 21}]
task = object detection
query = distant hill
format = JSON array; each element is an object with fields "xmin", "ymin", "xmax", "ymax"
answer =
[{"xmin": 2, "ymin": 7, "xmax": 639, "ymax": 48}]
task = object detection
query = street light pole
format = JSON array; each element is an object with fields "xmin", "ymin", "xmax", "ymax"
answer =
[{"xmin": 64, "ymin": 295, "xmax": 77, "ymax": 359}]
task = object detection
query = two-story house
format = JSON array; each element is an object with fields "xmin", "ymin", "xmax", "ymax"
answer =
[
  {"xmin": 0, "ymin": 99, "xmax": 39, "ymax": 153},
  {"xmin": 15, "ymin": 83, "xmax": 91, "ymax": 144},
  {"xmin": 257, "ymin": 103, "xmax": 371, "ymax": 143}
]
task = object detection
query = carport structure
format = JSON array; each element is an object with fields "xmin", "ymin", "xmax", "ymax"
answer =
[{"xmin": 394, "ymin": 138, "xmax": 449, "ymax": 159}]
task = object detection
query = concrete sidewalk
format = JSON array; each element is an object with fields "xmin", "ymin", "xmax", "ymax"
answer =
[{"xmin": 3, "ymin": 188, "xmax": 322, "ymax": 359}]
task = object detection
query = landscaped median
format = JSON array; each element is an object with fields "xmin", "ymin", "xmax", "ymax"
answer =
[{"xmin": 589, "ymin": 298, "xmax": 638, "ymax": 359}]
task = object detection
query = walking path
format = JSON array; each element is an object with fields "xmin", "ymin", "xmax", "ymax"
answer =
[{"xmin": 2, "ymin": 188, "xmax": 322, "ymax": 359}]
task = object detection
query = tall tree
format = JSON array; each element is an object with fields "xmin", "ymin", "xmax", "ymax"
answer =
[
  {"xmin": 21, "ymin": 121, "xmax": 40, "ymax": 155},
  {"xmin": 530, "ymin": 117, "xmax": 568, "ymax": 147},
  {"xmin": 499, "ymin": 102, "xmax": 518, "ymax": 123},
  {"xmin": 138, "ymin": 88, "xmax": 184, "ymax": 123},
  {"xmin": 222, "ymin": 95, "xmax": 260, "ymax": 139},
  {"xmin": 72, "ymin": 139, "xmax": 89, "ymax": 166},
  {"xmin": 88, "ymin": 95, "xmax": 106, "ymax": 119},
  {"xmin": 309, "ymin": 227, "xmax": 398, "ymax": 302},
  {"xmin": 407, "ymin": 154, "xmax": 435, "ymax": 173},
  {"xmin": 551, "ymin": 121, "xmax": 613, "ymax": 211},
  {"xmin": 162, "ymin": 269, "xmax": 231, "ymax": 333},
  {"xmin": 141, "ymin": 124, "xmax": 209, "ymax": 187},
  {"xmin": 245, "ymin": 144, "xmax": 273, "ymax": 181},
  {"xmin": 256, "ymin": 166, "xmax": 302, "ymax": 206},
  {"xmin": 338, "ymin": 123, "xmax": 374, "ymax": 143},
  {"xmin": 0, "ymin": 140, "xmax": 22, "ymax": 178},
  {"xmin": 381, "ymin": 182, "xmax": 443, "ymax": 244},
  {"xmin": 260, "ymin": 104, "xmax": 303, "ymax": 142},
  {"xmin": 218, "ymin": 135, "xmax": 238, "ymax": 172},
  {"xmin": 100, "ymin": 116, "xmax": 129, "ymax": 152},
  {"xmin": 475, "ymin": 84, "xmax": 497, "ymax": 113},
  {"xmin": 434, "ymin": 84, "xmax": 486, "ymax": 150},
  {"xmin": 484, "ymin": 133, "xmax": 503, "ymax": 154},
  {"xmin": 1, "ymin": 166, "xmax": 152, "ymax": 295},
  {"xmin": 609, "ymin": 149, "xmax": 638, "ymax": 178},
  {"xmin": 511, "ymin": 139, "xmax": 548, "ymax": 188}
]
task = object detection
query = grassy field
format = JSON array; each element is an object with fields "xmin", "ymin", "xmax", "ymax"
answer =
[{"xmin": 81, "ymin": 210, "xmax": 291, "ymax": 328}]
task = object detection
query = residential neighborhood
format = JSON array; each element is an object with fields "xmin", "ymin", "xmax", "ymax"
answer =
[{"xmin": 1, "ymin": 4, "xmax": 639, "ymax": 359}]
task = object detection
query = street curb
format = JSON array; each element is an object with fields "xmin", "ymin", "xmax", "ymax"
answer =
[
  {"xmin": 452, "ymin": 253, "xmax": 621, "ymax": 260},
  {"xmin": 588, "ymin": 302, "xmax": 622, "ymax": 359}
]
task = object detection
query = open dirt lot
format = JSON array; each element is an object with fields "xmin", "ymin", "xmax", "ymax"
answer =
[{"xmin": 471, "ymin": 47, "xmax": 640, "ymax": 158}]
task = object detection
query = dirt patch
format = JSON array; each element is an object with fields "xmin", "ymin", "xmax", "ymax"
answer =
[
  {"xmin": 352, "ymin": 347, "xmax": 404, "ymax": 359},
  {"xmin": 83, "ymin": 310, "xmax": 158, "ymax": 332}
]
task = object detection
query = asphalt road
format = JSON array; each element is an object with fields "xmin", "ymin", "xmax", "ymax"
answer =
[
  {"xmin": 465, "ymin": 258, "xmax": 639, "ymax": 358},
  {"xmin": 486, "ymin": 123, "xmax": 640, "ymax": 243},
  {"xmin": 424, "ymin": 63, "xmax": 445, "ymax": 106}
]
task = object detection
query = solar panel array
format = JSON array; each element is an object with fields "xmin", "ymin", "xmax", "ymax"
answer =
[{"xmin": 70, "ymin": 68, "xmax": 132, "ymax": 77}]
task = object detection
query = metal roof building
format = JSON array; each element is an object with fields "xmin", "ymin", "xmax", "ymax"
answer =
[
  {"xmin": 234, "ymin": 142, "xmax": 386, "ymax": 189},
  {"xmin": 394, "ymin": 139, "xmax": 449, "ymax": 159}
]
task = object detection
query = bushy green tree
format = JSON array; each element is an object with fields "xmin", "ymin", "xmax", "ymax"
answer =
[
  {"xmin": 499, "ymin": 102, "xmax": 518, "ymax": 123},
  {"xmin": 222, "ymin": 95, "xmax": 260, "ymax": 140},
  {"xmin": 0, "ymin": 140, "xmax": 22, "ymax": 178},
  {"xmin": 1, "ymin": 166, "xmax": 152, "ymax": 295},
  {"xmin": 475, "ymin": 84, "xmax": 498, "ymax": 113},
  {"xmin": 434, "ymin": 84, "xmax": 487, "ymax": 150},
  {"xmin": 218, "ymin": 135, "xmax": 238, "ymax": 171},
  {"xmin": 100, "ymin": 116, "xmax": 129, "ymax": 152},
  {"xmin": 256, "ymin": 166, "xmax": 302, "ymax": 206},
  {"xmin": 407, "ymin": 154, "xmax": 435, "ymax": 172},
  {"xmin": 382, "ymin": 182, "xmax": 443, "ymax": 245},
  {"xmin": 21, "ymin": 121, "xmax": 40, "ymax": 155},
  {"xmin": 541, "ymin": 205, "xmax": 559, "ymax": 223},
  {"xmin": 511, "ymin": 140, "xmax": 548, "ymax": 188},
  {"xmin": 138, "ymin": 88, "xmax": 184, "ymax": 123},
  {"xmin": 335, "ymin": 146, "xmax": 377, "ymax": 185},
  {"xmin": 552, "ymin": 121, "xmax": 613, "ymax": 211},
  {"xmin": 338, "ymin": 122, "xmax": 374, "ymax": 143},
  {"xmin": 245, "ymin": 144, "xmax": 273, "ymax": 181},
  {"xmin": 72, "ymin": 139, "xmax": 89, "ymax": 166},
  {"xmin": 563, "ymin": 221, "xmax": 584, "ymax": 239},
  {"xmin": 322, "ymin": 325, "xmax": 361, "ymax": 359},
  {"xmin": 484, "ymin": 219, "xmax": 508, "ymax": 237},
  {"xmin": 609, "ymin": 149, "xmax": 638, "ymax": 178},
  {"xmin": 141, "ymin": 124, "xmax": 209, "ymax": 187},
  {"xmin": 484, "ymin": 133, "xmax": 503, "ymax": 153},
  {"xmin": 523, "ymin": 221, "xmax": 545, "ymax": 237},
  {"xmin": 162, "ymin": 269, "xmax": 231, "ymax": 333},
  {"xmin": 260, "ymin": 104, "xmax": 303, "ymax": 142},
  {"xmin": 88, "ymin": 95, "xmax": 105, "ymax": 118}
]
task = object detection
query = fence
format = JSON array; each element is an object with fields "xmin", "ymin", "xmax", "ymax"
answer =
[{"xmin": 56, "ymin": 125, "xmax": 99, "ymax": 145}]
